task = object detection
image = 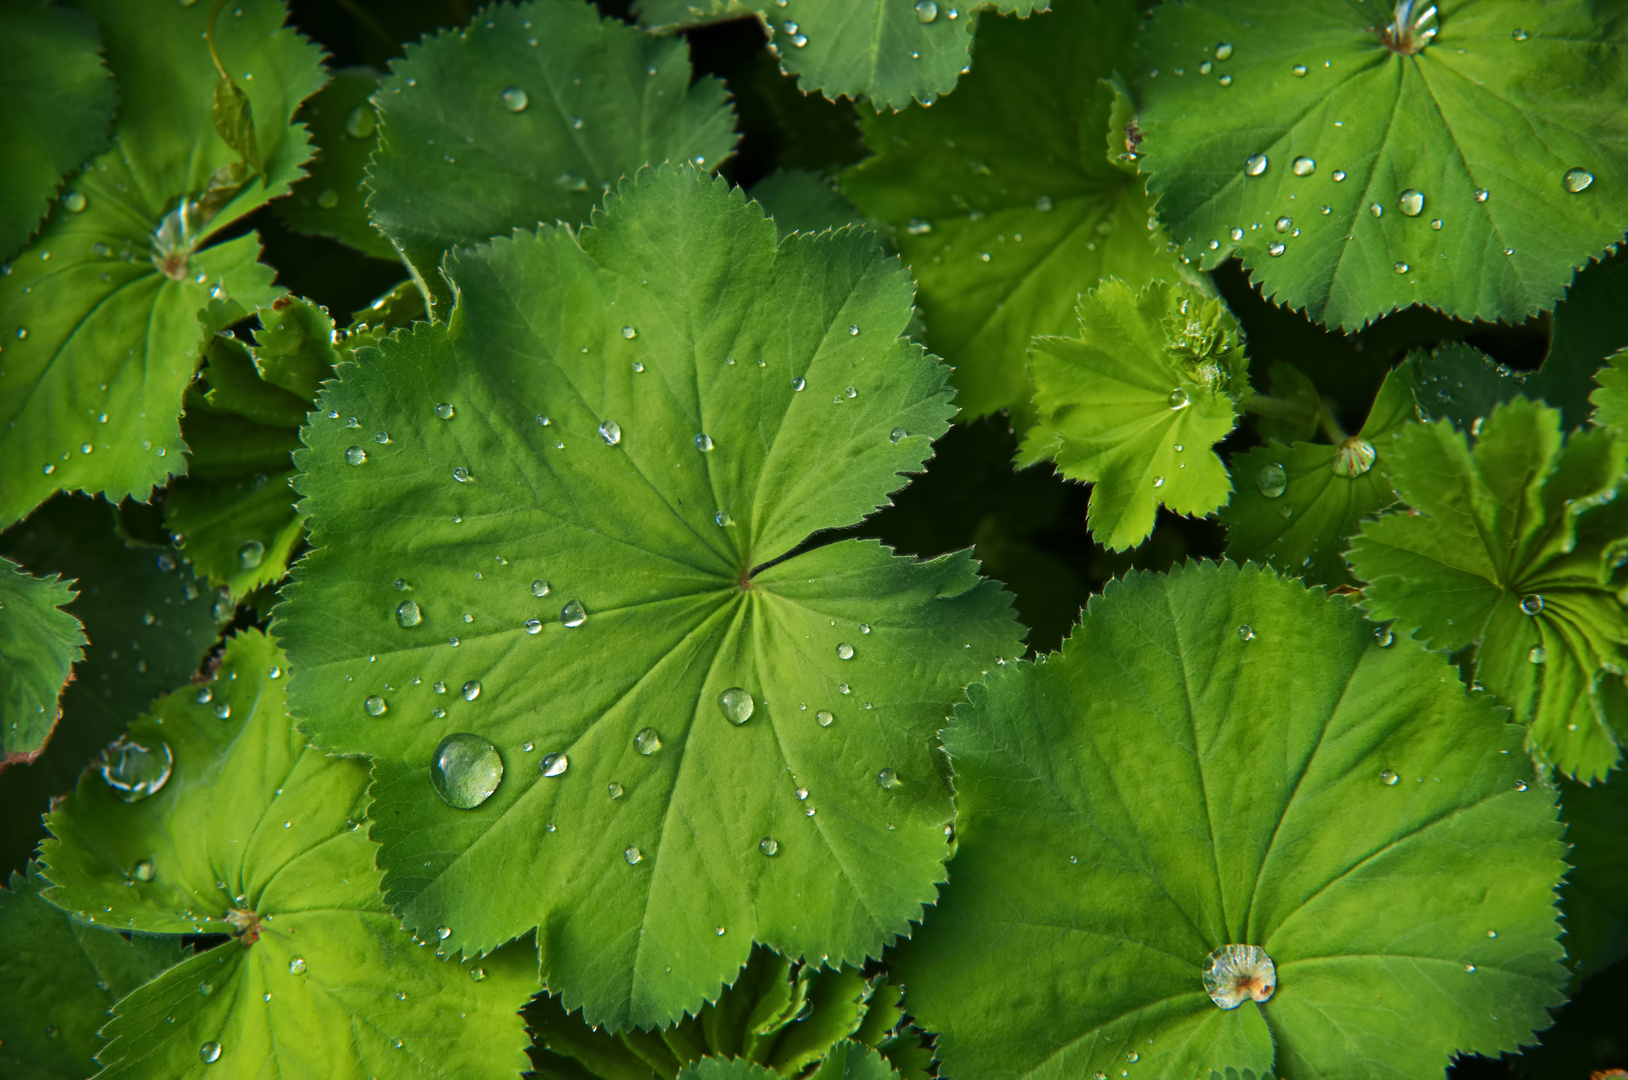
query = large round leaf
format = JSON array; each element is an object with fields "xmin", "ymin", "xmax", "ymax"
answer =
[
  {"xmin": 1137, "ymin": 0, "xmax": 1628, "ymax": 330},
  {"xmin": 277, "ymin": 165, "xmax": 1022, "ymax": 1029},
  {"xmin": 897, "ymin": 561, "xmax": 1567, "ymax": 1080}
]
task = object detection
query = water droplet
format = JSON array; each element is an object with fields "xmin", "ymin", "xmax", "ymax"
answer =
[
  {"xmin": 1256, "ymin": 463, "xmax": 1288, "ymax": 499},
  {"xmin": 914, "ymin": 0, "xmax": 937, "ymax": 21},
  {"xmin": 1244, "ymin": 153, "xmax": 1268, "ymax": 177},
  {"xmin": 1375, "ymin": 625, "xmax": 1395, "ymax": 647},
  {"xmin": 1126, "ymin": 1052, "xmax": 1139, "ymax": 1064},
  {"xmin": 1529, "ymin": 645, "xmax": 1547, "ymax": 664},
  {"xmin": 1238, "ymin": 625, "xmax": 1255, "ymax": 642},
  {"xmin": 1431, "ymin": 218, "xmax": 1443, "ymax": 230},
  {"xmin": 199, "ymin": 981, "xmax": 214, "ymax": 995},
  {"xmin": 1333, "ymin": 436, "xmax": 1377, "ymax": 476},
  {"xmin": 1275, "ymin": 216, "xmax": 1293, "ymax": 233},
  {"xmin": 63, "ymin": 191, "xmax": 87, "ymax": 213},
  {"xmin": 718, "ymin": 687, "xmax": 754, "ymax": 725},
  {"xmin": 607, "ymin": 781, "xmax": 624, "ymax": 799},
  {"xmin": 213, "ymin": 702, "xmax": 231, "ymax": 720},
  {"xmin": 1200, "ymin": 60, "xmax": 1213, "ymax": 75},
  {"xmin": 624, "ymin": 846, "xmax": 642, "ymax": 865},
  {"xmin": 200, "ymin": 1041, "xmax": 222, "ymax": 1063},
  {"xmin": 435, "ymin": 402, "xmax": 455, "ymax": 420},
  {"xmin": 540, "ymin": 752, "xmax": 569, "ymax": 777},
  {"xmin": 877, "ymin": 767, "xmax": 900, "ymax": 789},
  {"xmin": 847, "ymin": 324, "xmax": 861, "ymax": 337},
  {"xmin": 1486, "ymin": 929, "xmax": 1498, "ymax": 938},
  {"xmin": 235, "ymin": 540, "xmax": 264, "ymax": 570},
  {"xmin": 790, "ymin": 376, "xmax": 807, "ymax": 393},
  {"xmin": 344, "ymin": 104, "xmax": 376, "ymax": 139},
  {"xmin": 462, "ymin": 680, "xmax": 481, "ymax": 702},
  {"xmin": 1512, "ymin": 27, "xmax": 1528, "ymax": 41},
  {"xmin": 1399, "ymin": 188, "xmax": 1425, "ymax": 216},
  {"xmin": 1563, "ymin": 168, "xmax": 1594, "ymax": 193},
  {"xmin": 98, "ymin": 736, "xmax": 173, "ymax": 802},
  {"xmin": 499, "ymin": 85, "xmax": 528, "ymax": 112},
  {"xmin": 1381, "ymin": 769, "xmax": 1400, "ymax": 785},
  {"xmin": 436, "ymin": 926, "xmax": 453, "ymax": 940},
  {"xmin": 1214, "ymin": 41, "xmax": 1233, "ymax": 60},
  {"xmin": 1230, "ymin": 227, "xmax": 1244, "ymax": 241},
  {"xmin": 345, "ymin": 446, "xmax": 367, "ymax": 466},
  {"xmin": 133, "ymin": 858, "xmax": 155, "ymax": 882},
  {"xmin": 1515, "ymin": 779, "xmax": 1529, "ymax": 792},
  {"xmin": 1520, "ymin": 594, "xmax": 1544, "ymax": 616},
  {"xmin": 365, "ymin": 695, "xmax": 388, "ymax": 717},
  {"xmin": 561, "ymin": 599, "xmax": 587, "ymax": 627},
  {"xmin": 621, "ymin": 325, "xmax": 637, "ymax": 340},
  {"xmin": 759, "ymin": 837, "xmax": 779, "ymax": 856},
  {"xmin": 468, "ymin": 966, "xmax": 486, "ymax": 981},
  {"xmin": 816, "ymin": 710, "xmax": 834, "ymax": 727},
  {"xmin": 1394, "ymin": 261, "xmax": 1410, "ymax": 274},
  {"xmin": 1202, "ymin": 945, "xmax": 1276, "ymax": 1009},
  {"xmin": 1291, "ymin": 156, "xmax": 1316, "ymax": 177},
  {"xmin": 1268, "ymin": 242, "xmax": 1286, "ymax": 257},
  {"xmin": 521, "ymin": 618, "xmax": 542, "ymax": 635},
  {"xmin": 429, "ymin": 733, "xmax": 503, "ymax": 809},
  {"xmin": 836, "ymin": 643, "xmax": 855, "ymax": 660},
  {"xmin": 715, "ymin": 511, "xmax": 732, "ymax": 527},
  {"xmin": 906, "ymin": 217, "xmax": 933, "ymax": 235},
  {"xmin": 635, "ymin": 727, "xmax": 662, "ymax": 755},
  {"xmin": 316, "ymin": 187, "xmax": 339, "ymax": 210},
  {"xmin": 1169, "ymin": 387, "xmax": 1190, "ymax": 410},
  {"xmin": 289, "ymin": 957, "xmax": 306, "ymax": 974},
  {"xmin": 599, "ymin": 420, "xmax": 621, "ymax": 445},
  {"xmin": 394, "ymin": 600, "xmax": 423, "ymax": 629},
  {"xmin": 555, "ymin": 170, "xmax": 587, "ymax": 192},
  {"xmin": 1369, "ymin": 201, "xmax": 1386, "ymax": 219},
  {"xmin": 1292, "ymin": 63, "xmax": 1308, "ymax": 76},
  {"xmin": 1473, "ymin": 187, "xmax": 1489, "ymax": 203}
]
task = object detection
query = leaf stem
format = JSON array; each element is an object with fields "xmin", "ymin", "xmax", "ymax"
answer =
[
  {"xmin": 1244, "ymin": 392, "xmax": 1348, "ymax": 443},
  {"xmin": 205, "ymin": 0, "xmax": 232, "ymax": 84}
]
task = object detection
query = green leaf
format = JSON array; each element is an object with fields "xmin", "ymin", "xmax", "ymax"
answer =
[
  {"xmin": 0, "ymin": 0, "xmax": 325, "ymax": 527},
  {"xmin": 1348, "ymin": 399, "xmax": 1628, "ymax": 780},
  {"xmin": 1255, "ymin": 361, "xmax": 1322, "ymax": 445},
  {"xmin": 1534, "ymin": 249, "xmax": 1628, "ymax": 431},
  {"xmin": 896, "ymin": 561, "xmax": 1568, "ymax": 1080},
  {"xmin": 0, "ymin": 557, "xmax": 86, "ymax": 763},
  {"xmin": 0, "ymin": 0, "xmax": 116, "ymax": 261},
  {"xmin": 749, "ymin": 169, "xmax": 862, "ymax": 241},
  {"xmin": 0, "ymin": 494, "xmax": 221, "ymax": 875},
  {"xmin": 1137, "ymin": 0, "xmax": 1628, "ymax": 329},
  {"xmin": 1557, "ymin": 776, "xmax": 1628, "ymax": 981},
  {"xmin": 365, "ymin": 0, "xmax": 738, "ymax": 318},
  {"xmin": 1222, "ymin": 361, "xmax": 1417, "ymax": 587},
  {"xmin": 0, "ymin": 863, "xmax": 184, "ymax": 1080},
  {"xmin": 276, "ymin": 67, "xmax": 398, "ymax": 260},
  {"xmin": 277, "ymin": 165, "xmax": 1022, "ymax": 1029},
  {"xmin": 1411, "ymin": 343, "xmax": 1528, "ymax": 432},
  {"xmin": 1590, "ymin": 345, "xmax": 1628, "ymax": 434},
  {"xmin": 678, "ymin": 1058, "xmax": 777, "ymax": 1080},
  {"xmin": 840, "ymin": 3, "xmax": 1182, "ymax": 419},
  {"xmin": 210, "ymin": 78, "xmax": 264, "ymax": 179},
  {"xmin": 808, "ymin": 1042, "xmax": 900, "ymax": 1080},
  {"xmin": 1018, "ymin": 279, "xmax": 1247, "ymax": 552},
  {"xmin": 36, "ymin": 630, "xmax": 538, "ymax": 1078}
]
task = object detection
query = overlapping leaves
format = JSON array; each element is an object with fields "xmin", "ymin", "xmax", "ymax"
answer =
[
  {"xmin": 1137, "ymin": 0, "xmax": 1628, "ymax": 329},
  {"xmin": 278, "ymin": 165, "xmax": 1021, "ymax": 1030},
  {"xmin": 275, "ymin": 67, "xmax": 396, "ymax": 260},
  {"xmin": 1017, "ymin": 279, "xmax": 1247, "ymax": 551},
  {"xmin": 366, "ymin": 0, "xmax": 738, "ymax": 317},
  {"xmin": 0, "ymin": 0, "xmax": 323, "ymax": 527},
  {"xmin": 1348, "ymin": 399, "xmax": 1628, "ymax": 781},
  {"xmin": 0, "ymin": 558, "xmax": 85, "ymax": 763},
  {"xmin": 897, "ymin": 561, "xmax": 1567, "ymax": 1080},
  {"xmin": 37, "ymin": 631, "xmax": 536, "ymax": 1078},
  {"xmin": 842, "ymin": 2, "xmax": 1180, "ymax": 419}
]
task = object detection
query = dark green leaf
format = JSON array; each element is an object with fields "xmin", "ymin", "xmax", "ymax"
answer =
[
  {"xmin": 897, "ymin": 561, "xmax": 1567, "ymax": 1080},
  {"xmin": 275, "ymin": 67, "xmax": 398, "ymax": 260},
  {"xmin": 749, "ymin": 169, "xmax": 862, "ymax": 241},
  {"xmin": 1534, "ymin": 249, "xmax": 1628, "ymax": 431},
  {"xmin": 0, "ymin": 558, "xmax": 86, "ymax": 763},
  {"xmin": 1411, "ymin": 343, "xmax": 1528, "ymax": 432},
  {"xmin": 1558, "ymin": 776, "xmax": 1628, "ymax": 981}
]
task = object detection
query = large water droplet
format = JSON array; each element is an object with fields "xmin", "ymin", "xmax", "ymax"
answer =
[
  {"xmin": 1274, "ymin": 216, "xmax": 1292, "ymax": 233},
  {"xmin": 759, "ymin": 837, "xmax": 779, "ymax": 856},
  {"xmin": 561, "ymin": 599, "xmax": 587, "ymax": 627},
  {"xmin": 1399, "ymin": 188, "xmax": 1425, "ymax": 216},
  {"xmin": 1332, "ymin": 437, "xmax": 1376, "ymax": 477},
  {"xmin": 540, "ymin": 752, "xmax": 569, "ymax": 777},
  {"xmin": 816, "ymin": 710, "xmax": 834, "ymax": 727},
  {"xmin": 1256, "ymin": 463, "xmax": 1288, "ymax": 498},
  {"xmin": 1201, "ymin": 945, "xmax": 1276, "ymax": 1009},
  {"xmin": 397, "ymin": 600, "xmax": 422, "ymax": 628},
  {"xmin": 237, "ymin": 540, "xmax": 264, "ymax": 569},
  {"xmin": 1169, "ymin": 387, "xmax": 1190, "ymax": 410},
  {"xmin": 344, "ymin": 104, "xmax": 376, "ymax": 139},
  {"xmin": 718, "ymin": 687, "xmax": 754, "ymax": 725},
  {"xmin": 462, "ymin": 680, "xmax": 481, "ymax": 702},
  {"xmin": 98, "ymin": 736, "xmax": 173, "ymax": 802},
  {"xmin": 635, "ymin": 727, "xmax": 662, "ymax": 755},
  {"xmin": 791, "ymin": 376, "xmax": 806, "ymax": 392},
  {"xmin": 1244, "ymin": 153, "xmax": 1268, "ymax": 177},
  {"xmin": 499, "ymin": 85, "xmax": 528, "ymax": 112},
  {"xmin": 429, "ymin": 733, "xmax": 503, "ymax": 809},
  {"xmin": 1520, "ymin": 594, "xmax": 1545, "ymax": 615},
  {"xmin": 364, "ymin": 695, "xmax": 388, "ymax": 717},
  {"xmin": 836, "ymin": 643, "xmax": 855, "ymax": 660},
  {"xmin": 1563, "ymin": 168, "xmax": 1594, "ymax": 194},
  {"xmin": 695, "ymin": 433, "xmax": 713, "ymax": 452},
  {"xmin": 1291, "ymin": 156, "xmax": 1316, "ymax": 177},
  {"xmin": 914, "ymin": 0, "xmax": 937, "ymax": 21},
  {"xmin": 345, "ymin": 446, "xmax": 367, "ymax": 466},
  {"xmin": 200, "ymin": 1041, "xmax": 222, "ymax": 1064},
  {"xmin": 599, "ymin": 420, "xmax": 622, "ymax": 445}
]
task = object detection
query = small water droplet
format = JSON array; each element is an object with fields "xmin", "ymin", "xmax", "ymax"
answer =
[
  {"xmin": 435, "ymin": 402, "xmax": 455, "ymax": 420},
  {"xmin": 1514, "ymin": 779, "xmax": 1529, "ymax": 792},
  {"xmin": 906, "ymin": 217, "xmax": 933, "ymax": 235},
  {"xmin": 635, "ymin": 727, "xmax": 662, "ymax": 755},
  {"xmin": 231, "ymin": 540, "xmax": 264, "ymax": 570},
  {"xmin": 561, "ymin": 599, "xmax": 587, "ymax": 627},
  {"xmin": 1375, "ymin": 625, "xmax": 1395, "ymax": 647},
  {"xmin": 429, "ymin": 733, "xmax": 504, "ymax": 809},
  {"xmin": 540, "ymin": 751, "xmax": 569, "ymax": 777},
  {"xmin": 1512, "ymin": 27, "xmax": 1529, "ymax": 41},
  {"xmin": 1291, "ymin": 156, "xmax": 1316, "ymax": 176},
  {"xmin": 607, "ymin": 781, "xmax": 624, "ymax": 799},
  {"xmin": 718, "ymin": 687, "xmax": 754, "ymax": 725},
  {"xmin": 63, "ymin": 191, "xmax": 87, "ymax": 213},
  {"xmin": 1292, "ymin": 63, "xmax": 1308, "ymax": 76},
  {"xmin": 715, "ymin": 511, "xmax": 732, "ymax": 527},
  {"xmin": 1474, "ymin": 187, "xmax": 1489, "ymax": 203},
  {"xmin": 133, "ymin": 858, "xmax": 155, "ymax": 882},
  {"xmin": 816, "ymin": 710, "xmax": 834, "ymax": 727},
  {"xmin": 461, "ymin": 680, "xmax": 481, "ymax": 702},
  {"xmin": 200, "ymin": 1041, "xmax": 222, "ymax": 1063},
  {"xmin": 289, "ymin": 957, "xmax": 306, "ymax": 974},
  {"xmin": 214, "ymin": 703, "xmax": 231, "ymax": 720},
  {"xmin": 1238, "ymin": 625, "xmax": 1255, "ymax": 642},
  {"xmin": 499, "ymin": 85, "xmax": 528, "ymax": 112},
  {"xmin": 624, "ymin": 846, "xmax": 642, "ymax": 865},
  {"xmin": 1399, "ymin": 188, "xmax": 1425, "ymax": 216},
  {"xmin": 364, "ymin": 695, "xmax": 388, "ymax": 717},
  {"xmin": 1369, "ymin": 202, "xmax": 1384, "ymax": 218},
  {"xmin": 1381, "ymin": 769, "xmax": 1400, "ymax": 785},
  {"xmin": 1169, "ymin": 387, "xmax": 1190, "ymax": 410},
  {"xmin": 1244, "ymin": 153, "xmax": 1268, "ymax": 177},
  {"xmin": 1431, "ymin": 218, "xmax": 1443, "ymax": 230},
  {"xmin": 598, "ymin": 420, "xmax": 621, "ymax": 446},
  {"xmin": 1563, "ymin": 168, "xmax": 1594, "ymax": 194},
  {"xmin": 345, "ymin": 446, "xmax": 367, "ymax": 466},
  {"xmin": 1275, "ymin": 216, "xmax": 1293, "ymax": 233},
  {"xmin": 877, "ymin": 767, "xmax": 900, "ymax": 789},
  {"xmin": 620, "ymin": 325, "xmax": 637, "ymax": 341},
  {"xmin": 759, "ymin": 837, "xmax": 779, "ymax": 856},
  {"xmin": 1214, "ymin": 41, "xmax": 1233, "ymax": 60},
  {"xmin": 316, "ymin": 187, "xmax": 339, "ymax": 210},
  {"xmin": 1487, "ymin": 929, "xmax": 1498, "ymax": 938},
  {"xmin": 1268, "ymin": 242, "xmax": 1286, "ymax": 257},
  {"xmin": 1520, "ymin": 594, "xmax": 1545, "ymax": 615},
  {"xmin": 1394, "ymin": 261, "xmax": 1409, "ymax": 274},
  {"xmin": 1230, "ymin": 227, "xmax": 1244, "ymax": 241},
  {"xmin": 344, "ymin": 104, "xmax": 376, "ymax": 139},
  {"xmin": 1200, "ymin": 60, "xmax": 1213, "ymax": 75},
  {"xmin": 791, "ymin": 376, "xmax": 806, "ymax": 391}
]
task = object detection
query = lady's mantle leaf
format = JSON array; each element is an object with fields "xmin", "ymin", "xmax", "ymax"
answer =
[
  {"xmin": 675, "ymin": 1043, "xmax": 898, "ymax": 1080},
  {"xmin": 276, "ymin": 165, "xmax": 1022, "ymax": 1030},
  {"xmin": 0, "ymin": 863, "xmax": 184, "ymax": 1080},
  {"xmin": 1557, "ymin": 776, "xmax": 1628, "ymax": 981},
  {"xmin": 0, "ymin": 0, "xmax": 324, "ymax": 527},
  {"xmin": 36, "ymin": 631, "xmax": 537, "ymax": 1079},
  {"xmin": 0, "ymin": 557, "xmax": 86, "ymax": 764},
  {"xmin": 276, "ymin": 67, "xmax": 398, "ymax": 260},
  {"xmin": 366, "ymin": 0, "xmax": 738, "ymax": 317},
  {"xmin": 1017, "ymin": 279, "xmax": 1247, "ymax": 552},
  {"xmin": 1137, "ymin": 0, "xmax": 1628, "ymax": 330},
  {"xmin": 1348, "ymin": 399, "xmax": 1628, "ymax": 781},
  {"xmin": 1222, "ymin": 361, "xmax": 1417, "ymax": 587},
  {"xmin": 0, "ymin": 0, "xmax": 116, "ymax": 261},
  {"xmin": 896, "ymin": 561, "xmax": 1567, "ymax": 1080},
  {"xmin": 842, "ymin": 3, "xmax": 1180, "ymax": 420},
  {"xmin": 1589, "ymin": 345, "xmax": 1628, "ymax": 434}
]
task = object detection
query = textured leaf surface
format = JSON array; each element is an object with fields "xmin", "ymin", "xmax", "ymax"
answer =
[
  {"xmin": 840, "ymin": 2, "xmax": 1180, "ymax": 419},
  {"xmin": 277, "ymin": 166, "xmax": 1022, "ymax": 1029},
  {"xmin": 1018, "ymin": 279, "xmax": 1246, "ymax": 551},
  {"xmin": 1222, "ymin": 361, "xmax": 1416, "ymax": 586},
  {"xmin": 1411, "ymin": 343, "xmax": 1528, "ymax": 431},
  {"xmin": 1137, "ymin": 0, "xmax": 1628, "ymax": 329},
  {"xmin": 0, "ymin": 495, "xmax": 220, "ymax": 875},
  {"xmin": 37, "ymin": 631, "xmax": 537, "ymax": 1078},
  {"xmin": 0, "ymin": 0, "xmax": 116, "ymax": 261},
  {"xmin": 1558, "ymin": 776, "xmax": 1628, "ymax": 981},
  {"xmin": 897, "ymin": 562, "xmax": 1567, "ymax": 1080},
  {"xmin": 366, "ymin": 0, "xmax": 737, "ymax": 316},
  {"xmin": 275, "ymin": 66, "xmax": 397, "ymax": 260},
  {"xmin": 0, "ymin": 0, "xmax": 323, "ymax": 526},
  {"xmin": 0, "ymin": 863, "xmax": 184, "ymax": 1080},
  {"xmin": 1348, "ymin": 400, "xmax": 1628, "ymax": 780},
  {"xmin": 0, "ymin": 558, "xmax": 86, "ymax": 763}
]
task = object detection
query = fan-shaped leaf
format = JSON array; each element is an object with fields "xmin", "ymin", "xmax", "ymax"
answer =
[
  {"xmin": 0, "ymin": 558, "xmax": 86, "ymax": 763},
  {"xmin": 896, "ymin": 561, "xmax": 1567, "ymax": 1080},
  {"xmin": 277, "ymin": 165, "xmax": 1021, "ymax": 1030}
]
